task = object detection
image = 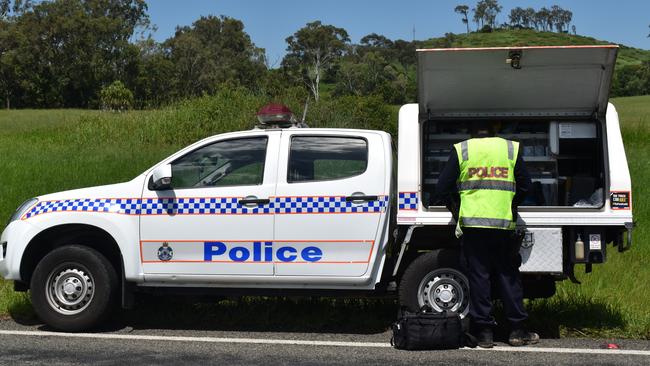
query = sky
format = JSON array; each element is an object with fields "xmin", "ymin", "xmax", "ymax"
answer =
[{"xmin": 147, "ymin": 0, "xmax": 650, "ymax": 66}]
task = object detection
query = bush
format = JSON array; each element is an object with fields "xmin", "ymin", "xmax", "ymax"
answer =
[
  {"xmin": 611, "ymin": 62, "xmax": 650, "ymax": 97},
  {"xmin": 100, "ymin": 81, "xmax": 135, "ymax": 111},
  {"xmin": 71, "ymin": 89, "xmax": 399, "ymax": 150},
  {"xmin": 479, "ymin": 25, "xmax": 494, "ymax": 33},
  {"xmin": 308, "ymin": 95, "xmax": 398, "ymax": 137}
]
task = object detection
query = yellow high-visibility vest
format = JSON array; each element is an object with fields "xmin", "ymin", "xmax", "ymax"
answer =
[{"xmin": 453, "ymin": 137, "xmax": 518, "ymax": 234}]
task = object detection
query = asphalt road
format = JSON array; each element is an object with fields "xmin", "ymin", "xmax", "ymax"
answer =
[{"xmin": 0, "ymin": 319, "xmax": 649, "ymax": 365}]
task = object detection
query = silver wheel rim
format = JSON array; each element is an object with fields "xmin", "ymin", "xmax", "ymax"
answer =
[
  {"xmin": 417, "ymin": 268, "xmax": 470, "ymax": 318},
  {"xmin": 45, "ymin": 265, "xmax": 95, "ymax": 315}
]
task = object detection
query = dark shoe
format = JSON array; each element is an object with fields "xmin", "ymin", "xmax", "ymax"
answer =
[
  {"xmin": 508, "ymin": 328, "xmax": 540, "ymax": 346},
  {"xmin": 476, "ymin": 328, "xmax": 494, "ymax": 348}
]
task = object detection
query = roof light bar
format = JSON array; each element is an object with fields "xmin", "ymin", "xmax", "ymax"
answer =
[{"xmin": 255, "ymin": 103, "xmax": 307, "ymax": 128}]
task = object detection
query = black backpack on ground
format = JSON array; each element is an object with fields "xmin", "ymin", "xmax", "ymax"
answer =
[{"xmin": 390, "ymin": 307, "xmax": 464, "ymax": 350}]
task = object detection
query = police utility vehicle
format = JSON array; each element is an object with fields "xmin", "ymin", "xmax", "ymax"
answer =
[{"xmin": 0, "ymin": 46, "xmax": 634, "ymax": 331}]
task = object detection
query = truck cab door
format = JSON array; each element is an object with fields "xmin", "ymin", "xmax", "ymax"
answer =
[
  {"xmin": 273, "ymin": 131, "xmax": 390, "ymax": 277},
  {"xmin": 139, "ymin": 131, "xmax": 279, "ymax": 280}
]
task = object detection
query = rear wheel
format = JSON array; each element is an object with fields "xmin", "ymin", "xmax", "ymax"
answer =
[
  {"xmin": 398, "ymin": 249, "xmax": 470, "ymax": 318},
  {"xmin": 30, "ymin": 245, "xmax": 118, "ymax": 331}
]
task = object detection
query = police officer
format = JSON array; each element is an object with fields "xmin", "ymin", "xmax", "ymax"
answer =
[{"xmin": 435, "ymin": 125, "xmax": 539, "ymax": 348}]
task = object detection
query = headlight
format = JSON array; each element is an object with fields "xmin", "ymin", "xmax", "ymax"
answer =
[{"xmin": 7, "ymin": 198, "xmax": 38, "ymax": 224}]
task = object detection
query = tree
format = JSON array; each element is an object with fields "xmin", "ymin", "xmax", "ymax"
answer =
[
  {"xmin": 473, "ymin": 0, "xmax": 501, "ymax": 29},
  {"xmin": 611, "ymin": 63, "xmax": 650, "ymax": 97},
  {"xmin": 334, "ymin": 50, "xmax": 415, "ymax": 105},
  {"xmin": 163, "ymin": 15, "xmax": 266, "ymax": 99},
  {"xmin": 508, "ymin": 7, "xmax": 524, "ymax": 27},
  {"xmin": 454, "ymin": 5, "xmax": 470, "ymax": 33},
  {"xmin": 561, "ymin": 10, "xmax": 573, "ymax": 32},
  {"xmin": 484, "ymin": 0, "xmax": 502, "ymax": 28},
  {"xmin": 0, "ymin": 0, "xmax": 150, "ymax": 108},
  {"xmin": 391, "ymin": 39, "xmax": 420, "ymax": 67},
  {"xmin": 472, "ymin": 1, "xmax": 486, "ymax": 29},
  {"xmin": 335, "ymin": 52, "xmax": 383, "ymax": 97},
  {"xmin": 550, "ymin": 5, "xmax": 566, "ymax": 32},
  {"xmin": 360, "ymin": 33, "xmax": 394, "ymax": 49},
  {"xmin": 357, "ymin": 33, "xmax": 399, "ymax": 63},
  {"xmin": 0, "ymin": 0, "xmax": 27, "ymax": 109},
  {"xmin": 7, "ymin": 0, "xmax": 31, "ymax": 15},
  {"xmin": 0, "ymin": 0, "xmax": 9, "ymax": 17},
  {"xmin": 535, "ymin": 7, "xmax": 551, "ymax": 31},
  {"xmin": 0, "ymin": 38, "xmax": 10, "ymax": 108},
  {"xmin": 542, "ymin": 5, "xmax": 573, "ymax": 33},
  {"xmin": 100, "ymin": 80, "xmax": 134, "ymax": 111},
  {"xmin": 282, "ymin": 21, "xmax": 350, "ymax": 101},
  {"xmin": 0, "ymin": 8, "xmax": 9, "ymax": 108},
  {"xmin": 131, "ymin": 38, "xmax": 175, "ymax": 107},
  {"xmin": 522, "ymin": 8, "xmax": 535, "ymax": 28},
  {"xmin": 531, "ymin": 10, "xmax": 541, "ymax": 30}
]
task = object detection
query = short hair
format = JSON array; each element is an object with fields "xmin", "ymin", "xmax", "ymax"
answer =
[{"xmin": 470, "ymin": 121, "xmax": 501, "ymax": 137}]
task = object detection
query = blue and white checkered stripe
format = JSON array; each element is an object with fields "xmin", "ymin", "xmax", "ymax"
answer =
[
  {"xmin": 275, "ymin": 196, "xmax": 387, "ymax": 214},
  {"xmin": 398, "ymin": 192, "xmax": 418, "ymax": 210},
  {"xmin": 24, "ymin": 195, "xmax": 389, "ymax": 219},
  {"xmin": 24, "ymin": 198, "xmax": 138, "ymax": 218},
  {"xmin": 139, "ymin": 198, "xmax": 273, "ymax": 215}
]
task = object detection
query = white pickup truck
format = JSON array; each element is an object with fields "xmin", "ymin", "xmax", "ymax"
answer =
[{"xmin": 0, "ymin": 45, "xmax": 634, "ymax": 331}]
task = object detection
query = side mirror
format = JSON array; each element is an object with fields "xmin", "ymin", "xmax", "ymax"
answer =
[{"xmin": 150, "ymin": 164, "xmax": 172, "ymax": 190}]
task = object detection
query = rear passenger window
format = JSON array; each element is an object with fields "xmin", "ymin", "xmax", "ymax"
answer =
[{"xmin": 288, "ymin": 136, "xmax": 368, "ymax": 183}]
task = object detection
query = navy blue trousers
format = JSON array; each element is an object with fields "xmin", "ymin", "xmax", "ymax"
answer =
[{"xmin": 461, "ymin": 228, "xmax": 528, "ymax": 329}]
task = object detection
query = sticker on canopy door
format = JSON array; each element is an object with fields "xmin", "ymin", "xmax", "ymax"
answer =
[
  {"xmin": 140, "ymin": 240, "xmax": 375, "ymax": 264},
  {"xmin": 610, "ymin": 191, "xmax": 631, "ymax": 210}
]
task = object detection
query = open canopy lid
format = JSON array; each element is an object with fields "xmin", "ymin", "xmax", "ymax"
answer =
[{"xmin": 417, "ymin": 45, "xmax": 618, "ymax": 119}]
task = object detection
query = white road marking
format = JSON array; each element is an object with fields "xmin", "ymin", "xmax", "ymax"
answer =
[
  {"xmin": 474, "ymin": 346, "xmax": 650, "ymax": 356},
  {"xmin": 0, "ymin": 330, "xmax": 389, "ymax": 348},
  {"xmin": 0, "ymin": 330, "xmax": 648, "ymax": 356}
]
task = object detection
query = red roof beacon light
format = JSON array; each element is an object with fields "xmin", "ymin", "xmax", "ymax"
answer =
[{"xmin": 255, "ymin": 103, "xmax": 307, "ymax": 129}]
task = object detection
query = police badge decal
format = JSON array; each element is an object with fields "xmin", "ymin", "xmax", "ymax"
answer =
[{"xmin": 157, "ymin": 242, "xmax": 174, "ymax": 261}]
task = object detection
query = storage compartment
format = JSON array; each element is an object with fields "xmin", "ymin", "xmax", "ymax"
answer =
[
  {"xmin": 519, "ymin": 227, "xmax": 563, "ymax": 273},
  {"xmin": 423, "ymin": 119, "xmax": 606, "ymax": 208}
]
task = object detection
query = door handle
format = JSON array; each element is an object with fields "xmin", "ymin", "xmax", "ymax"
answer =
[
  {"xmin": 238, "ymin": 198, "xmax": 271, "ymax": 205},
  {"xmin": 345, "ymin": 195, "xmax": 378, "ymax": 202}
]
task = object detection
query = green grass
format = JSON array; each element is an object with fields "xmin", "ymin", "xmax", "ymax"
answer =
[
  {"xmin": 524, "ymin": 95, "xmax": 650, "ymax": 339},
  {"xmin": 0, "ymin": 93, "xmax": 648, "ymax": 338},
  {"xmin": 421, "ymin": 29, "xmax": 650, "ymax": 68}
]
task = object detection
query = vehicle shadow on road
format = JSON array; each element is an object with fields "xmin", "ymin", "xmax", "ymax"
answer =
[
  {"xmin": 10, "ymin": 293, "xmax": 626, "ymax": 337},
  {"xmin": 104, "ymin": 295, "xmax": 398, "ymax": 334}
]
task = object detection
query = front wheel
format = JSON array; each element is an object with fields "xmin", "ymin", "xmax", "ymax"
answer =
[
  {"xmin": 398, "ymin": 249, "xmax": 470, "ymax": 318},
  {"xmin": 30, "ymin": 245, "xmax": 118, "ymax": 331}
]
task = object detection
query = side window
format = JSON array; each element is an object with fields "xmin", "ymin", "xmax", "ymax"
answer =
[
  {"xmin": 288, "ymin": 136, "xmax": 368, "ymax": 183},
  {"xmin": 171, "ymin": 137, "xmax": 268, "ymax": 189}
]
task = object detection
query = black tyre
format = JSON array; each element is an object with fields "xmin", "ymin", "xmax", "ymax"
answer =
[
  {"xmin": 398, "ymin": 249, "xmax": 470, "ymax": 318},
  {"xmin": 30, "ymin": 245, "xmax": 118, "ymax": 332}
]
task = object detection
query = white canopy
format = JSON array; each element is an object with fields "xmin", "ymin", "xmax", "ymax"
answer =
[{"xmin": 417, "ymin": 45, "xmax": 618, "ymax": 119}]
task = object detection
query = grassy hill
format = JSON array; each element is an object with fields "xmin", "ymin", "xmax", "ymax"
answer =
[{"xmin": 420, "ymin": 29, "xmax": 650, "ymax": 68}]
